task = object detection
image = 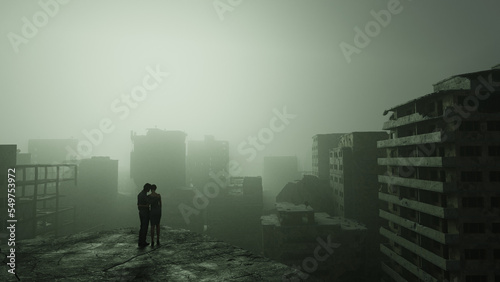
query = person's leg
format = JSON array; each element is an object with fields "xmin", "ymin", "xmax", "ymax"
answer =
[
  {"xmin": 156, "ymin": 224, "xmax": 160, "ymax": 245},
  {"xmin": 139, "ymin": 212, "xmax": 148, "ymax": 245},
  {"xmin": 146, "ymin": 213, "xmax": 150, "ymax": 243},
  {"xmin": 138, "ymin": 213, "xmax": 142, "ymax": 245},
  {"xmin": 150, "ymin": 224, "xmax": 155, "ymax": 246}
]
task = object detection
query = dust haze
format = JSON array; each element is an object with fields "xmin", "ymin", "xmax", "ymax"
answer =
[{"xmin": 1, "ymin": 1, "xmax": 500, "ymax": 281}]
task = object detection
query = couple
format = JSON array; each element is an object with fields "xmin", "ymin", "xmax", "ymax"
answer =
[{"xmin": 137, "ymin": 183, "xmax": 162, "ymax": 248}]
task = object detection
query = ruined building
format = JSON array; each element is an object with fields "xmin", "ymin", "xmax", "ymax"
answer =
[
  {"xmin": 330, "ymin": 131, "xmax": 388, "ymax": 279},
  {"xmin": 186, "ymin": 135, "xmax": 229, "ymax": 189},
  {"xmin": 312, "ymin": 133, "xmax": 344, "ymax": 181},
  {"xmin": 130, "ymin": 129, "xmax": 187, "ymax": 191},
  {"xmin": 277, "ymin": 174, "xmax": 334, "ymax": 215},
  {"xmin": 261, "ymin": 202, "xmax": 367, "ymax": 281},
  {"xmin": 0, "ymin": 144, "xmax": 77, "ymax": 240},
  {"xmin": 378, "ymin": 67, "xmax": 500, "ymax": 281}
]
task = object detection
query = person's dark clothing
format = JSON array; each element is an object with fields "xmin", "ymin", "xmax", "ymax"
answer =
[
  {"xmin": 137, "ymin": 190, "xmax": 150, "ymax": 245},
  {"xmin": 138, "ymin": 190, "xmax": 150, "ymax": 211},
  {"xmin": 148, "ymin": 194, "xmax": 162, "ymax": 225}
]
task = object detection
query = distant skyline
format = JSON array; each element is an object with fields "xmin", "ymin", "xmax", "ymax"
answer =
[{"xmin": 1, "ymin": 0, "xmax": 499, "ymax": 175}]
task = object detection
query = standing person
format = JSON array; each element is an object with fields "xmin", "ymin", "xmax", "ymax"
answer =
[
  {"xmin": 137, "ymin": 183, "xmax": 151, "ymax": 247},
  {"xmin": 148, "ymin": 184, "xmax": 162, "ymax": 247}
]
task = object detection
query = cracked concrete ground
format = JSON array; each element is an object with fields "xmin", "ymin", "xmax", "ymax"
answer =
[{"xmin": 1, "ymin": 226, "xmax": 317, "ymax": 281}]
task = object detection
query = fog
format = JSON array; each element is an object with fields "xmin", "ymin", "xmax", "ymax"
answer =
[
  {"xmin": 1, "ymin": 0, "xmax": 498, "ymax": 176},
  {"xmin": 2, "ymin": 1, "xmax": 500, "ymax": 281}
]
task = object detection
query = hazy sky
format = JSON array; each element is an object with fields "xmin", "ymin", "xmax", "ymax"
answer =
[{"xmin": 1, "ymin": 0, "xmax": 499, "ymax": 175}]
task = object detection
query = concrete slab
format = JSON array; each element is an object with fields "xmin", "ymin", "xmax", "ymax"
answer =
[{"xmin": 1, "ymin": 226, "xmax": 316, "ymax": 281}]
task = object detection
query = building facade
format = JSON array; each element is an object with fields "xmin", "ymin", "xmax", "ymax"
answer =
[
  {"xmin": 312, "ymin": 134, "xmax": 344, "ymax": 181},
  {"xmin": 331, "ymin": 132, "xmax": 388, "ymax": 219},
  {"xmin": 262, "ymin": 202, "xmax": 367, "ymax": 281},
  {"xmin": 186, "ymin": 135, "xmax": 229, "ymax": 189},
  {"xmin": 1, "ymin": 144, "xmax": 77, "ymax": 239},
  {"xmin": 330, "ymin": 132, "xmax": 388, "ymax": 279},
  {"xmin": 277, "ymin": 174, "xmax": 334, "ymax": 215},
  {"xmin": 130, "ymin": 129, "xmax": 187, "ymax": 191},
  {"xmin": 378, "ymin": 67, "xmax": 500, "ymax": 282}
]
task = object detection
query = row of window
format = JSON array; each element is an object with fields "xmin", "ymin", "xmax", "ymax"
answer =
[
  {"xmin": 386, "ymin": 169, "xmax": 500, "ymax": 182},
  {"xmin": 388, "ymin": 145, "xmax": 500, "ymax": 158},
  {"xmin": 331, "ymin": 176, "xmax": 344, "ymax": 184},
  {"xmin": 387, "ymin": 208, "xmax": 500, "ymax": 233},
  {"xmin": 330, "ymin": 164, "xmax": 344, "ymax": 170},
  {"xmin": 331, "ymin": 151, "xmax": 344, "ymax": 158}
]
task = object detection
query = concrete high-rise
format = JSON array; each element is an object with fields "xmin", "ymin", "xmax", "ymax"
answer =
[
  {"xmin": 312, "ymin": 133, "xmax": 343, "ymax": 181},
  {"xmin": 330, "ymin": 132, "xmax": 387, "ymax": 279},
  {"xmin": 378, "ymin": 67, "xmax": 500, "ymax": 282},
  {"xmin": 331, "ymin": 132, "xmax": 388, "ymax": 219},
  {"xmin": 186, "ymin": 135, "xmax": 229, "ymax": 189},
  {"xmin": 130, "ymin": 129, "xmax": 187, "ymax": 191}
]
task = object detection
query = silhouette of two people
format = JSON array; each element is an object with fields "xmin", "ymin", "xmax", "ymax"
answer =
[{"xmin": 137, "ymin": 183, "xmax": 162, "ymax": 247}]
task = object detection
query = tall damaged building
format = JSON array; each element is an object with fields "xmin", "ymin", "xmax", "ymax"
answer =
[
  {"xmin": 378, "ymin": 66, "xmax": 500, "ymax": 282},
  {"xmin": 312, "ymin": 133, "xmax": 344, "ymax": 181}
]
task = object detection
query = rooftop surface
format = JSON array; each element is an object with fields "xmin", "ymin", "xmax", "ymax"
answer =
[{"xmin": 1, "ymin": 226, "xmax": 314, "ymax": 281}]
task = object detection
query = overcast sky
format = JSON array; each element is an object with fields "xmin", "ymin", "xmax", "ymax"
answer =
[{"xmin": 1, "ymin": 0, "xmax": 499, "ymax": 175}]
